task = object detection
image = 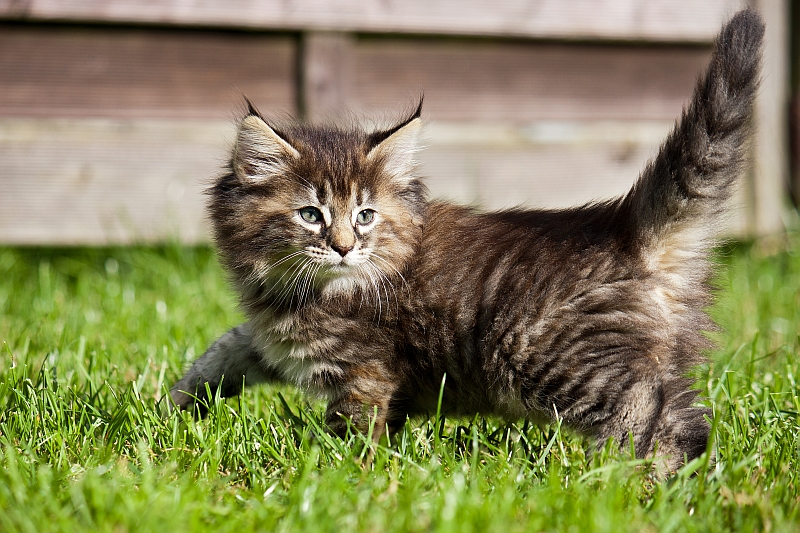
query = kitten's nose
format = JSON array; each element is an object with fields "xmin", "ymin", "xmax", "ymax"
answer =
[{"xmin": 331, "ymin": 244, "xmax": 353, "ymax": 257}]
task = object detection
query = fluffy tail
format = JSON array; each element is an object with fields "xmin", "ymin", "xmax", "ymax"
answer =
[{"xmin": 624, "ymin": 9, "xmax": 763, "ymax": 243}]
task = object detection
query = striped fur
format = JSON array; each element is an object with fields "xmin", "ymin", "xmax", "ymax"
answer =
[{"xmin": 170, "ymin": 10, "xmax": 763, "ymax": 473}]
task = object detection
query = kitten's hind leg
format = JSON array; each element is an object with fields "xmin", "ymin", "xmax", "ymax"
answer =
[
  {"xmin": 592, "ymin": 376, "xmax": 710, "ymax": 475},
  {"xmin": 647, "ymin": 385, "xmax": 711, "ymax": 474},
  {"xmin": 169, "ymin": 323, "xmax": 279, "ymax": 416}
]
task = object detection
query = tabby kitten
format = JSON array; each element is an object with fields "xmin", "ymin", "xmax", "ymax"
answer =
[{"xmin": 171, "ymin": 10, "xmax": 763, "ymax": 472}]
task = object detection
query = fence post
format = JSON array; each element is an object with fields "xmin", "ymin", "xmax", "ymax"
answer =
[
  {"xmin": 298, "ymin": 32, "xmax": 354, "ymax": 122},
  {"xmin": 751, "ymin": 0, "xmax": 791, "ymax": 234}
]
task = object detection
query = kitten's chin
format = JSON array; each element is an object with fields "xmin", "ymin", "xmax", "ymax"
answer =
[
  {"xmin": 326, "ymin": 263, "xmax": 350, "ymax": 274},
  {"xmin": 320, "ymin": 274, "xmax": 363, "ymax": 297}
]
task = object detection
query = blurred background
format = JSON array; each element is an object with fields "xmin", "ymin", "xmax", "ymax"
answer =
[{"xmin": 0, "ymin": 0, "xmax": 797, "ymax": 244}]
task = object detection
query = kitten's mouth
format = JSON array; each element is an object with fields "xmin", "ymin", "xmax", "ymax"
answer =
[
  {"xmin": 315, "ymin": 260, "xmax": 355, "ymax": 278},
  {"xmin": 328, "ymin": 255, "xmax": 363, "ymax": 270}
]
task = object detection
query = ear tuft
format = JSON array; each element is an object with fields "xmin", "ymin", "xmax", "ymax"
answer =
[
  {"xmin": 233, "ymin": 115, "xmax": 300, "ymax": 183},
  {"xmin": 366, "ymin": 103, "xmax": 423, "ymax": 182},
  {"xmin": 243, "ymin": 96, "xmax": 262, "ymax": 119}
]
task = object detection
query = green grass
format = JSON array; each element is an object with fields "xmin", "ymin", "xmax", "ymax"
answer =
[{"xmin": 1, "ymin": 238, "xmax": 799, "ymax": 532}]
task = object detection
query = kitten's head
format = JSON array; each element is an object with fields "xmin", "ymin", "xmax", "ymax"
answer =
[{"xmin": 210, "ymin": 101, "xmax": 427, "ymax": 306}]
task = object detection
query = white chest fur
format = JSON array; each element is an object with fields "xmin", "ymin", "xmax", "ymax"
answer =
[{"xmin": 251, "ymin": 314, "xmax": 343, "ymax": 393}]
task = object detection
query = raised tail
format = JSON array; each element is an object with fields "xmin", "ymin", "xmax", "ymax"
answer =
[{"xmin": 624, "ymin": 9, "xmax": 763, "ymax": 244}]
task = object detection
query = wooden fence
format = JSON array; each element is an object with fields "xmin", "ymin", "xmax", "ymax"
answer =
[{"xmin": 0, "ymin": 0, "xmax": 792, "ymax": 244}]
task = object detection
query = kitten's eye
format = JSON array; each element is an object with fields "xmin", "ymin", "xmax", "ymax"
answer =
[
  {"xmin": 356, "ymin": 209, "xmax": 375, "ymax": 225},
  {"xmin": 299, "ymin": 206, "xmax": 323, "ymax": 224}
]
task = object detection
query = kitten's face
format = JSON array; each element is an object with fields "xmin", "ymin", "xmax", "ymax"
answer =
[
  {"xmin": 277, "ymin": 175, "xmax": 408, "ymax": 295},
  {"xmin": 211, "ymin": 107, "xmax": 426, "ymax": 304}
]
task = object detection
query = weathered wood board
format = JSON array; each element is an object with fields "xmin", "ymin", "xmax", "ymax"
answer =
[
  {"xmin": 0, "ymin": 25, "xmax": 297, "ymax": 118},
  {"xmin": 0, "ymin": 118, "xmax": 231, "ymax": 244},
  {"xmin": 0, "ymin": 0, "xmax": 746, "ymax": 42},
  {"xmin": 344, "ymin": 36, "xmax": 712, "ymax": 121}
]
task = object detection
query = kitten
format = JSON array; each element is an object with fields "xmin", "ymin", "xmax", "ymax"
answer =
[{"xmin": 170, "ymin": 10, "xmax": 763, "ymax": 472}]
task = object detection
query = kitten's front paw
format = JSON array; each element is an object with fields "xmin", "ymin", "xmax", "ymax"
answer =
[
  {"xmin": 325, "ymin": 412, "xmax": 355, "ymax": 440},
  {"xmin": 167, "ymin": 383, "xmax": 210, "ymax": 417},
  {"xmin": 168, "ymin": 387, "xmax": 195, "ymax": 411},
  {"xmin": 325, "ymin": 400, "xmax": 389, "ymax": 444}
]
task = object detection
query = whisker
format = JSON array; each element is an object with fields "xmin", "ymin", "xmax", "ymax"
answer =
[
  {"xmin": 275, "ymin": 258, "xmax": 312, "ymax": 309},
  {"xmin": 369, "ymin": 253, "xmax": 410, "ymax": 294},
  {"xmin": 247, "ymin": 250, "xmax": 306, "ymax": 286},
  {"xmin": 300, "ymin": 262, "xmax": 324, "ymax": 305},
  {"xmin": 352, "ymin": 267, "xmax": 369, "ymax": 311},
  {"xmin": 362, "ymin": 259, "xmax": 394, "ymax": 325},
  {"xmin": 272, "ymin": 254, "xmax": 309, "ymax": 291},
  {"xmin": 365, "ymin": 258, "xmax": 399, "ymax": 317},
  {"xmin": 371, "ymin": 264, "xmax": 383, "ymax": 324},
  {"xmin": 289, "ymin": 259, "xmax": 318, "ymax": 309}
]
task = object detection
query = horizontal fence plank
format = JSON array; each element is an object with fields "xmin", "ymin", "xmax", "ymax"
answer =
[
  {"xmin": 422, "ymin": 124, "xmax": 664, "ymax": 209},
  {"xmin": 421, "ymin": 121, "xmax": 748, "ymax": 235},
  {"xmin": 0, "ymin": 25, "xmax": 296, "ymax": 119},
  {"xmin": 342, "ymin": 37, "xmax": 712, "ymax": 122},
  {"xmin": 0, "ymin": 118, "xmax": 747, "ymax": 244},
  {"xmin": 0, "ymin": 0, "xmax": 746, "ymax": 42},
  {"xmin": 0, "ymin": 118, "xmax": 232, "ymax": 244}
]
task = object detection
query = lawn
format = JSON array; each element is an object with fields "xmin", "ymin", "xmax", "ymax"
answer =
[{"xmin": 0, "ymin": 237, "xmax": 798, "ymax": 532}]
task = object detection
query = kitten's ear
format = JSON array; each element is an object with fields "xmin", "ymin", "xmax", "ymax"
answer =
[
  {"xmin": 366, "ymin": 101, "xmax": 423, "ymax": 182},
  {"xmin": 233, "ymin": 113, "xmax": 300, "ymax": 183}
]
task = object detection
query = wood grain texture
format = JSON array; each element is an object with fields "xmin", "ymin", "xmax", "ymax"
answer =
[
  {"xmin": 0, "ymin": 118, "xmax": 234, "ymax": 244},
  {"xmin": 301, "ymin": 32, "xmax": 354, "ymax": 121},
  {"xmin": 421, "ymin": 120, "xmax": 747, "ymax": 233},
  {"xmin": 342, "ymin": 37, "xmax": 713, "ymax": 122},
  {"xmin": 751, "ymin": 0, "xmax": 790, "ymax": 234},
  {"xmin": 0, "ymin": 0, "xmax": 746, "ymax": 42},
  {"xmin": 0, "ymin": 25, "xmax": 296, "ymax": 119}
]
